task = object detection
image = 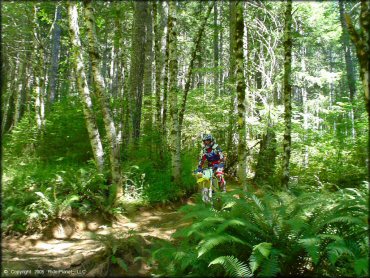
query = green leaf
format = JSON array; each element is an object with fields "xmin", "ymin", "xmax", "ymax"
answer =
[
  {"xmin": 253, "ymin": 242, "xmax": 272, "ymax": 258},
  {"xmin": 299, "ymin": 238, "xmax": 321, "ymax": 264},
  {"xmin": 209, "ymin": 256, "xmax": 252, "ymax": 277},
  {"xmin": 116, "ymin": 258, "xmax": 128, "ymax": 271},
  {"xmin": 197, "ymin": 235, "xmax": 246, "ymax": 257},
  {"xmin": 354, "ymin": 258, "xmax": 368, "ymax": 276}
]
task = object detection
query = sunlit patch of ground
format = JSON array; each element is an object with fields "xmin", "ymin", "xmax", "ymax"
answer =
[{"xmin": 2, "ymin": 180, "xmax": 246, "ymax": 276}]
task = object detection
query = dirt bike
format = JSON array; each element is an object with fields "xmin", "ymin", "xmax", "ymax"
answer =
[{"xmin": 194, "ymin": 167, "xmax": 225, "ymax": 204}]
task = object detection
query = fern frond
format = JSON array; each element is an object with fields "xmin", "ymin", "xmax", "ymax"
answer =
[
  {"xmin": 259, "ymin": 252, "xmax": 280, "ymax": 277},
  {"xmin": 216, "ymin": 219, "xmax": 247, "ymax": 235},
  {"xmin": 209, "ymin": 255, "xmax": 252, "ymax": 277},
  {"xmin": 58, "ymin": 195, "xmax": 79, "ymax": 217},
  {"xmin": 327, "ymin": 244, "xmax": 354, "ymax": 264},
  {"xmin": 326, "ymin": 216, "xmax": 364, "ymax": 226},
  {"xmin": 354, "ymin": 258, "xmax": 369, "ymax": 277},
  {"xmin": 299, "ymin": 237, "xmax": 321, "ymax": 265},
  {"xmin": 197, "ymin": 235, "xmax": 247, "ymax": 257},
  {"xmin": 251, "ymin": 194, "xmax": 264, "ymax": 211}
]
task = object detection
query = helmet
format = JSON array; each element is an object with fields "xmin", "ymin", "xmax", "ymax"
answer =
[{"xmin": 202, "ymin": 134, "xmax": 214, "ymax": 148}]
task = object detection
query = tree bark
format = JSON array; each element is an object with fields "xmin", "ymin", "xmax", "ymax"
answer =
[
  {"xmin": 67, "ymin": 1, "xmax": 105, "ymax": 173},
  {"xmin": 344, "ymin": 0, "xmax": 370, "ymax": 184},
  {"xmin": 168, "ymin": 1, "xmax": 181, "ymax": 185},
  {"xmin": 213, "ymin": 2, "xmax": 219, "ymax": 96},
  {"xmin": 281, "ymin": 0, "xmax": 293, "ymax": 187},
  {"xmin": 339, "ymin": 1, "xmax": 357, "ymax": 103},
  {"xmin": 128, "ymin": 1, "xmax": 148, "ymax": 144},
  {"xmin": 83, "ymin": 0, "xmax": 123, "ymax": 204},
  {"xmin": 48, "ymin": 4, "xmax": 62, "ymax": 104},
  {"xmin": 225, "ymin": 1, "xmax": 237, "ymax": 173},
  {"xmin": 162, "ymin": 2, "xmax": 170, "ymax": 137},
  {"xmin": 143, "ymin": 3, "xmax": 154, "ymax": 136},
  {"xmin": 33, "ymin": 5, "xmax": 46, "ymax": 130},
  {"xmin": 153, "ymin": 1, "xmax": 162, "ymax": 128},
  {"xmin": 235, "ymin": 1, "xmax": 248, "ymax": 187}
]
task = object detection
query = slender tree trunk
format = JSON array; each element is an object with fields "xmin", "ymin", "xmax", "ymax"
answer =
[
  {"xmin": 49, "ymin": 4, "xmax": 62, "ymax": 104},
  {"xmin": 143, "ymin": 3, "xmax": 154, "ymax": 140},
  {"xmin": 281, "ymin": 0, "xmax": 293, "ymax": 187},
  {"xmin": 162, "ymin": 3, "xmax": 170, "ymax": 138},
  {"xmin": 154, "ymin": 1, "xmax": 162, "ymax": 128},
  {"xmin": 83, "ymin": 0, "xmax": 123, "ymax": 204},
  {"xmin": 226, "ymin": 1, "xmax": 236, "ymax": 155},
  {"xmin": 235, "ymin": 1, "xmax": 247, "ymax": 187},
  {"xmin": 128, "ymin": 1, "xmax": 148, "ymax": 144},
  {"xmin": 33, "ymin": 5, "xmax": 46, "ymax": 130},
  {"xmin": 13, "ymin": 54, "xmax": 28, "ymax": 127},
  {"xmin": 2, "ymin": 61, "xmax": 15, "ymax": 134},
  {"xmin": 213, "ymin": 2, "xmax": 219, "ymax": 96},
  {"xmin": 168, "ymin": 1, "xmax": 181, "ymax": 185},
  {"xmin": 67, "ymin": 1, "xmax": 105, "ymax": 173}
]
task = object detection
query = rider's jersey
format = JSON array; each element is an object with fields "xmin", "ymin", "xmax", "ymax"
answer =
[{"xmin": 198, "ymin": 143, "xmax": 224, "ymax": 168}]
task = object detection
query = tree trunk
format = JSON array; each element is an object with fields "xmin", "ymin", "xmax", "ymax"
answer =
[
  {"xmin": 153, "ymin": 1, "xmax": 162, "ymax": 128},
  {"xmin": 344, "ymin": 0, "xmax": 370, "ymax": 184},
  {"xmin": 33, "ymin": 6, "xmax": 46, "ymax": 130},
  {"xmin": 254, "ymin": 126, "xmax": 277, "ymax": 184},
  {"xmin": 281, "ymin": 0, "xmax": 293, "ymax": 187},
  {"xmin": 83, "ymin": 0, "xmax": 123, "ymax": 204},
  {"xmin": 235, "ymin": 1, "xmax": 247, "ymax": 187},
  {"xmin": 143, "ymin": 3, "xmax": 154, "ymax": 137},
  {"xmin": 226, "ymin": 1, "xmax": 237, "ymax": 173},
  {"xmin": 128, "ymin": 1, "xmax": 148, "ymax": 144},
  {"xmin": 67, "ymin": 1, "xmax": 105, "ymax": 173},
  {"xmin": 48, "ymin": 4, "xmax": 62, "ymax": 104},
  {"xmin": 13, "ymin": 54, "xmax": 28, "ymax": 127},
  {"xmin": 339, "ymin": 1, "xmax": 357, "ymax": 103},
  {"xmin": 339, "ymin": 1, "xmax": 357, "ymax": 139},
  {"xmin": 162, "ymin": 2, "xmax": 170, "ymax": 138},
  {"xmin": 213, "ymin": 2, "xmax": 219, "ymax": 96},
  {"xmin": 168, "ymin": 1, "xmax": 181, "ymax": 185}
]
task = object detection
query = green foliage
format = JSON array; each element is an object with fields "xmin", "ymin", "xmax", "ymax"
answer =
[
  {"xmin": 149, "ymin": 185, "xmax": 368, "ymax": 277},
  {"xmin": 26, "ymin": 192, "xmax": 79, "ymax": 232},
  {"xmin": 37, "ymin": 97, "xmax": 92, "ymax": 163},
  {"xmin": 93, "ymin": 231, "xmax": 150, "ymax": 274},
  {"xmin": 209, "ymin": 256, "xmax": 252, "ymax": 277}
]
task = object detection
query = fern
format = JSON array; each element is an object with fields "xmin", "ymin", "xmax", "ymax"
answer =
[
  {"xmin": 259, "ymin": 251, "xmax": 281, "ymax": 277},
  {"xmin": 197, "ymin": 235, "xmax": 248, "ymax": 257},
  {"xmin": 299, "ymin": 237, "xmax": 321, "ymax": 265},
  {"xmin": 209, "ymin": 256, "xmax": 252, "ymax": 277}
]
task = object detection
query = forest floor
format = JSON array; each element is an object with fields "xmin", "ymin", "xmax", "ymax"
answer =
[{"xmin": 2, "ymin": 181, "xmax": 244, "ymax": 277}]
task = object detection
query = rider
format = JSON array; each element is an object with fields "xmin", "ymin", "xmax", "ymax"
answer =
[{"xmin": 197, "ymin": 134, "xmax": 226, "ymax": 192}]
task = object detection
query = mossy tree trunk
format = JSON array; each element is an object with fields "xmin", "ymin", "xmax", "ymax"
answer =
[
  {"xmin": 344, "ymin": 0, "xmax": 370, "ymax": 183},
  {"xmin": 128, "ymin": 1, "xmax": 148, "ymax": 145},
  {"xmin": 67, "ymin": 1, "xmax": 105, "ymax": 173},
  {"xmin": 281, "ymin": 0, "xmax": 293, "ymax": 188},
  {"xmin": 235, "ymin": 1, "xmax": 247, "ymax": 187},
  {"xmin": 168, "ymin": 1, "xmax": 181, "ymax": 185},
  {"xmin": 83, "ymin": 0, "xmax": 123, "ymax": 204}
]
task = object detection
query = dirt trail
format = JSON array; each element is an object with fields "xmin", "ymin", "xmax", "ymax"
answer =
[
  {"xmin": 1, "ymin": 197, "xmax": 195, "ymax": 277},
  {"xmin": 2, "ymin": 181, "xmax": 242, "ymax": 277}
]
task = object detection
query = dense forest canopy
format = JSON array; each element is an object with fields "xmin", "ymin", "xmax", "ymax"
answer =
[{"xmin": 1, "ymin": 1, "xmax": 369, "ymax": 277}]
